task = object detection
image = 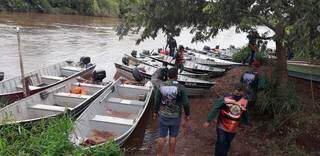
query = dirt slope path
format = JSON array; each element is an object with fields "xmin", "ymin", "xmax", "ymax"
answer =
[{"xmin": 134, "ymin": 66, "xmax": 263, "ymax": 155}]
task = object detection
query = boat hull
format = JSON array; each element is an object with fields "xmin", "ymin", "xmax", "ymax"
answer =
[
  {"xmin": 69, "ymin": 79, "xmax": 153, "ymax": 148},
  {"xmin": 0, "ymin": 65, "xmax": 95, "ymax": 105},
  {"xmin": 125, "ymin": 54, "xmax": 211, "ymax": 80},
  {"xmin": 0, "ymin": 77, "xmax": 110, "ymax": 126},
  {"xmin": 115, "ymin": 63, "xmax": 214, "ymax": 96},
  {"xmin": 287, "ymin": 62, "xmax": 320, "ymax": 82},
  {"xmin": 149, "ymin": 55, "xmax": 225, "ymax": 78}
]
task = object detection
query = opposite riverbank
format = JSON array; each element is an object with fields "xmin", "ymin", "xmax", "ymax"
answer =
[{"xmin": 0, "ymin": 0, "xmax": 119, "ymax": 17}]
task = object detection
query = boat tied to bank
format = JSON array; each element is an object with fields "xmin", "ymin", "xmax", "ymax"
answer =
[
  {"xmin": 0, "ymin": 70, "xmax": 111, "ymax": 125},
  {"xmin": 0, "ymin": 57, "xmax": 95, "ymax": 105},
  {"xmin": 149, "ymin": 54, "xmax": 225, "ymax": 78},
  {"xmin": 69, "ymin": 78, "xmax": 153, "ymax": 147}
]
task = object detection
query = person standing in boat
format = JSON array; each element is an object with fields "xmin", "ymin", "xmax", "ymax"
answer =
[
  {"xmin": 166, "ymin": 36, "xmax": 177, "ymax": 57},
  {"xmin": 154, "ymin": 68, "xmax": 190, "ymax": 156},
  {"xmin": 203, "ymin": 84, "xmax": 249, "ymax": 156},
  {"xmin": 175, "ymin": 45, "xmax": 185, "ymax": 73}
]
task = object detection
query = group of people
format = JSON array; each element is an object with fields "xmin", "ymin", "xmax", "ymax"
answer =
[
  {"xmin": 153, "ymin": 58, "xmax": 264, "ymax": 156},
  {"xmin": 164, "ymin": 36, "xmax": 185, "ymax": 73}
]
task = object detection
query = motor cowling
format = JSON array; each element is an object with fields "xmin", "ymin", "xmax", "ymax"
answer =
[
  {"xmin": 0, "ymin": 72, "xmax": 4, "ymax": 81},
  {"xmin": 132, "ymin": 68, "xmax": 144, "ymax": 82},
  {"xmin": 203, "ymin": 46, "xmax": 211, "ymax": 51},
  {"xmin": 131, "ymin": 50, "xmax": 137, "ymax": 58},
  {"xmin": 142, "ymin": 50, "xmax": 150, "ymax": 56},
  {"xmin": 92, "ymin": 69, "xmax": 106, "ymax": 83},
  {"xmin": 80, "ymin": 56, "xmax": 91, "ymax": 65},
  {"xmin": 122, "ymin": 57, "xmax": 129, "ymax": 66}
]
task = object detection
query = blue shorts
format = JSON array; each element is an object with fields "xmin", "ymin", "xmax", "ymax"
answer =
[{"xmin": 158, "ymin": 115, "xmax": 181, "ymax": 137}]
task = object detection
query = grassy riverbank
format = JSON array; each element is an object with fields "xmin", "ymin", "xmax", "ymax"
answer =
[
  {"xmin": 0, "ymin": 115, "xmax": 121, "ymax": 155},
  {"xmin": 0, "ymin": 0, "xmax": 119, "ymax": 17}
]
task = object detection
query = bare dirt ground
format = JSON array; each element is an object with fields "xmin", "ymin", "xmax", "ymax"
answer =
[{"xmin": 125, "ymin": 66, "xmax": 320, "ymax": 156}]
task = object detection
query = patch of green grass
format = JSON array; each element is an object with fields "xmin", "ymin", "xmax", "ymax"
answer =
[{"xmin": 0, "ymin": 115, "xmax": 121, "ymax": 155}]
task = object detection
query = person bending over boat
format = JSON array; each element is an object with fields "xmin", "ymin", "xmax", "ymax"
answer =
[
  {"xmin": 154, "ymin": 68, "xmax": 190, "ymax": 156},
  {"xmin": 240, "ymin": 60, "xmax": 266, "ymax": 110},
  {"xmin": 151, "ymin": 62, "xmax": 169, "ymax": 89},
  {"xmin": 203, "ymin": 84, "xmax": 249, "ymax": 156},
  {"xmin": 175, "ymin": 45, "xmax": 185, "ymax": 73}
]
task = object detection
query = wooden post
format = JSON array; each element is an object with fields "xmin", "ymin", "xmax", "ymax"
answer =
[{"xmin": 17, "ymin": 27, "xmax": 29, "ymax": 97}]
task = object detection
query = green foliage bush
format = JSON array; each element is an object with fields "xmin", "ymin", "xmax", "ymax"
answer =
[
  {"xmin": 0, "ymin": 0, "xmax": 31, "ymax": 11},
  {"xmin": 232, "ymin": 45, "xmax": 269, "ymax": 64},
  {"xmin": 0, "ymin": 115, "xmax": 121, "ymax": 155},
  {"xmin": 0, "ymin": 0, "xmax": 119, "ymax": 17},
  {"xmin": 232, "ymin": 46, "xmax": 250, "ymax": 63},
  {"xmin": 256, "ymin": 77, "xmax": 301, "ymax": 117}
]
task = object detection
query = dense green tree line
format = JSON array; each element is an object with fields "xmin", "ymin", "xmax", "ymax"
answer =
[{"xmin": 0, "ymin": 0, "xmax": 119, "ymax": 17}]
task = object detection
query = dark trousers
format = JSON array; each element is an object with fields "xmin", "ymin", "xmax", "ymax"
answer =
[
  {"xmin": 243, "ymin": 45, "xmax": 256, "ymax": 65},
  {"xmin": 249, "ymin": 50, "xmax": 256, "ymax": 65},
  {"xmin": 169, "ymin": 48, "xmax": 175, "ymax": 57},
  {"xmin": 175, "ymin": 64, "xmax": 184, "ymax": 73},
  {"xmin": 215, "ymin": 128, "xmax": 236, "ymax": 156}
]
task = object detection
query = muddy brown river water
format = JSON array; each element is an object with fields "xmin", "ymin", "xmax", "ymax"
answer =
[{"xmin": 0, "ymin": 12, "xmax": 275, "ymax": 155}]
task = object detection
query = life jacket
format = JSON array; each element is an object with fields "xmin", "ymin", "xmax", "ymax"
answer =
[
  {"xmin": 218, "ymin": 94, "xmax": 247, "ymax": 133},
  {"xmin": 158, "ymin": 80, "xmax": 182, "ymax": 118},
  {"xmin": 175, "ymin": 51, "xmax": 184, "ymax": 65},
  {"xmin": 70, "ymin": 86, "xmax": 86, "ymax": 95}
]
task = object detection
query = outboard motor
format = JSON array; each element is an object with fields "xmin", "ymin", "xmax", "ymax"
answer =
[
  {"xmin": 131, "ymin": 50, "xmax": 137, "ymax": 58},
  {"xmin": 122, "ymin": 56, "xmax": 129, "ymax": 66},
  {"xmin": 80, "ymin": 56, "xmax": 91, "ymax": 67},
  {"xmin": 132, "ymin": 68, "xmax": 144, "ymax": 82},
  {"xmin": 203, "ymin": 46, "xmax": 211, "ymax": 51},
  {"xmin": 92, "ymin": 69, "xmax": 106, "ymax": 84},
  {"xmin": 0, "ymin": 72, "xmax": 4, "ymax": 81},
  {"xmin": 142, "ymin": 50, "xmax": 150, "ymax": 56}
]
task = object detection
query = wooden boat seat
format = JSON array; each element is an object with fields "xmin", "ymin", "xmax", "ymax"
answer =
[
  {"xmin": 91, "ymin": 115, "xmax": 134, "ymax": 126},
  {"xmin": 61, "ymin": 66, "xmax": 82, "ymax": 72},
  {"xmin": 54, "ymin": 92, "xmax": 92, "ymax": 99},
  {"xmin": 107, "ymin": 97, "xmax": 144, "ymax": 106},
  {"xmin": 72, "ymin": 83, "xmax": 105, "ymax": 89},
  {"xmin": 16, "ymin": 85, "xmax": 42, "ymax": 91},
  {"xmin": 29, "ymin": 104, "xmax": 70, "ymax": 112}
]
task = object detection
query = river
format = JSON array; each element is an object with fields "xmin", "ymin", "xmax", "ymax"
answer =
[
  {"xmin": 0, "ymin": 12, "xmax": 275, "ymax": 80},
  {"xmin": 0, "ymin": 12, "xmax": 275, "ymax": 154}
]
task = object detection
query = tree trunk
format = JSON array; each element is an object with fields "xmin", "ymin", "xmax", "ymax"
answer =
[{"xmin": 274, "ymin": 22, "xmax": 288, "ymax": 90}]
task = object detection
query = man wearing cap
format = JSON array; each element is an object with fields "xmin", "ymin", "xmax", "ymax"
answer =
[{"xmin": 154, "ymin": 68, "xmax": 190, "ymax": 156}]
